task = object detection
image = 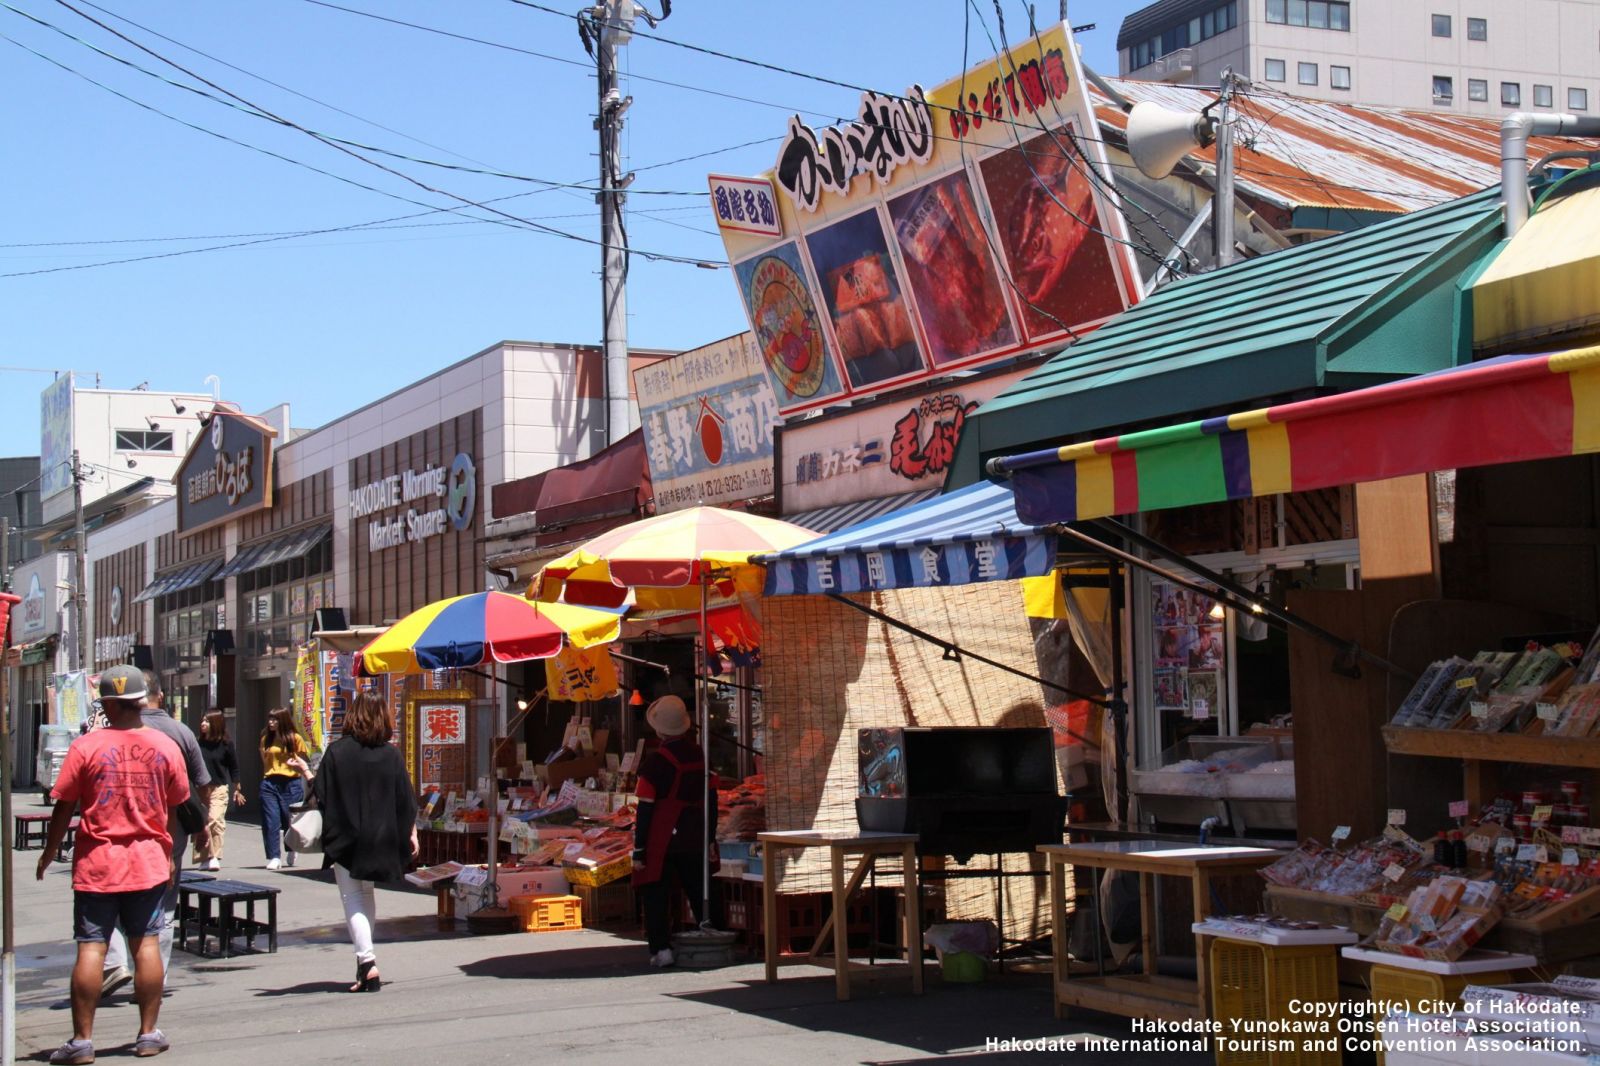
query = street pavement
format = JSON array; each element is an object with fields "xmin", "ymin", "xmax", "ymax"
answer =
[{"xmin": 6, "ymin": 796, "xmax": 1211, "ymax": 1065}]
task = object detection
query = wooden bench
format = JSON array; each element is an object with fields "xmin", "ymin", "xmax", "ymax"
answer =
[
  {"xmin": 176, "ymin": 879, "xmax": 280, "ymax": 958},
  {"xmin": 14, "ymin": 813, "xmax": 76, "ymax": 854}
]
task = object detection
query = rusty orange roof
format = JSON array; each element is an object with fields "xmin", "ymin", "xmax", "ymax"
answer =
[{"xmin": 1093, "ymin": 78, "xmax": 1598, "ymax": 215}]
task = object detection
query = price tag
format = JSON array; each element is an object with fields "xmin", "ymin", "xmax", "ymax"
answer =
[
  {"xmin": 1538, "ymin": 702, "xmax": 1561, "ymax": 721},
  {"xmin": 1517, "ymin": 844, "xmax": 1541, "ymax": 861},
  {"xmin": 1538, "ymin": 845, "xmax": 1551, "ymax": 863},
  {"xmin": 1466, "ymin": 834, "xmax": 1491, "ymax": 853},
  {"xmin": 1455, "ymin": 677, "xmax": 1479, "ymax": 690},
  {"xmin": 1387, "ymin": 809, "xmax": 1407, "ymax": 826},
  {"xmin": 1583, "ymin": 828, "xmax": 1600, "ymax": 847},
  {"xmin": 1534, "ymin": 805, "xmax": 1555, "ymax": 823},
  {"xmin": 1469, "ymin": 701, "xmax": 1489, "ymax": 719},
  {"xmin": 1564, "ymin": 848, "xmax": 1582, "ymax": 866},
  {"xmin": 1497, "ymin": 836, "xmax": 1517, "ymax": 854},
  {"xmin": 1449, "ymin": 800, "xmax": 1470, "ymax": 819},
  {"xmin": 1384, "ymin": 862, "xmax": 1407, "ymax": 882},
  {"xmin": 1332, "ymin": 825, "xmax": 1352, "ymax": 843},
  {"xmin": 1191, "ymin": 698, "xmax": 1210, "ymax": 721},
  {"xmin": 1385, "ymin": 903, "xmax": 1408, "ymax": 921},
  {"xmin": 1564, "ymin": 826, "xmax": 1584, "ymax": 844}
]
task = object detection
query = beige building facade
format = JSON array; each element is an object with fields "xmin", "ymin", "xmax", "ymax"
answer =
[{"xmin": 1119, "ymin": 0, "xmax": 1600, "ymax": 117}]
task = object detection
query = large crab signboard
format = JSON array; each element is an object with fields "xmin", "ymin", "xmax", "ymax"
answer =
[{"xmin": 710, "ymin": 21, "xmax": 1140, "ymax": 417}]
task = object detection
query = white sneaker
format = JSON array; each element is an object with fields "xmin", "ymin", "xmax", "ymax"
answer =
[
  {"xmin": 266, "ymin": 858, "xmax": 282, "ymax": 870},
  {"xmin": 285, "ymin": 851, "xmax": 296, "ymax": 868},
  {"xmin": 649, "ymin": 949, "xmax": 675, "ymax": 968},
  {"xmin": 206, "ymin": 858, "xmax": 220, "ymax": 871}
]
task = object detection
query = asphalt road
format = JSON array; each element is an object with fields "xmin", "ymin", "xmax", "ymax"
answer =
[{"xmin": 5, "ymin": 797, "xmax": 1212, "ymax": 1065}]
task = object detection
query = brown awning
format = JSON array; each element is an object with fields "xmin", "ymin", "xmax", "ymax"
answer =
[{"xmin": 492, "ymin": 429, "xmax": 651, "ymax": 529}]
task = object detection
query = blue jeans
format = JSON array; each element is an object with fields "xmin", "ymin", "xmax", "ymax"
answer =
[{"xmin": 260, "ymin": 775, "xmax": 303, "ymax": 862}]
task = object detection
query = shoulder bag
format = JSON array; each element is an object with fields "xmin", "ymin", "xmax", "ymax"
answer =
[{"xmin": 286, "ymin": 793, "xmax": 323, "ymax": 853}]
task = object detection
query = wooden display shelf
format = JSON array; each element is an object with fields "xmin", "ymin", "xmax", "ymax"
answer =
[{"xmin": 1382, "ymin": 725, "xmax": 1600, "ymax": 768}]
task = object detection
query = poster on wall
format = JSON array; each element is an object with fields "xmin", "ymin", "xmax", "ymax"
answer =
[
  {"xmin": 713, "ymin": 20, "xmax": 1140, "ymax": 416},
  {"xmin": 733, "ymin": 242, "xmax": 844, "ymax": 409},
  {"xmin": 634, "ymin": 333, "xmax": 781, "ymax": 512},
  {"xmin": 1152, "ymin": 581, "xmax": 1227, "ymax": 722},
  {"xmin": 803, "ymin": 209, "xmax": 926, "ymax": 390},
  {"xmin": 887, "ymin": 171, "xmax": 1018, "ymax": 365}
]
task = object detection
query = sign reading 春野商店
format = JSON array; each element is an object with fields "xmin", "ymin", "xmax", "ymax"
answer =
[
  {"xmin": 711, "ymin": 21, "xmax": 1140, "ymax": 419},
  {"xmin": 634, "ymin": 333, "xmax": 781, "ymax": 513}
]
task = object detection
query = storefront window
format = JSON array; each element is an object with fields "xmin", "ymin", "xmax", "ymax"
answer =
[{"xmin": 239, "ymin": 533, "xmax": 330, "ymax": 659}]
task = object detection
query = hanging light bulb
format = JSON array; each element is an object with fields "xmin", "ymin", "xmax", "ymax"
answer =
[{"xmin": 1208, "ymin": 601, "xmax": 1226, "ymax": 621}]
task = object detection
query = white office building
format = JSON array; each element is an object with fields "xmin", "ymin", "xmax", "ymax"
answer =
[{"xmin": 1118, "ymin": 0, "xmax": 1600, "ymax": 116}]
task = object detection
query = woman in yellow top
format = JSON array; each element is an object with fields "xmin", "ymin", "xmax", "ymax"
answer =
[{"xmin": 259, "ymin": 709, "xmax": 308, "ymax": 870}]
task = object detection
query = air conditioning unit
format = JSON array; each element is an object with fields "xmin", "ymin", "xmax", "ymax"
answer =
[{"xmin": 1157, "ymin": 47, "xmax": 1196, "ymax": 83}]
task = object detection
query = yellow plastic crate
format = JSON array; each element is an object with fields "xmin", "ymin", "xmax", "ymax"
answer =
[
  {"xmin": 564, "ymin": 856, "xmax": 632, "ymax": 888},
  {"xmin": 1366, "ymin": 963, "xmax": 1514, "ymax": 1066},
  {"xmin": 509, "ymin": 893, "xmax": 583, "ymax": 933},
  {"xmin": 1210, "ymin": 939, "xmax": 1342, "ymax": 1066}
]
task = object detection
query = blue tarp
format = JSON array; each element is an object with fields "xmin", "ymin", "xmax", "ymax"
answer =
[{"xmin": 759, "ymin": 480, "xmax": 1056, "ymax": 595}]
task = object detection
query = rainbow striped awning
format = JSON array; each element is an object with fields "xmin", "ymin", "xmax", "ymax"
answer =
[{"xmin": 992, "ymin": 347, "xmax": 1600, "ymax": 526}]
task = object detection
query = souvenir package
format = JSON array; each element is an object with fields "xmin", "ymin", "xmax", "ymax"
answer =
[{"xmin": 1372, "ymin": 875, "xmax": 1504, "ymax": 961}]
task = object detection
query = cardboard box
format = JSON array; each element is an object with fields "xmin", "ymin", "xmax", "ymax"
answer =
[{"xmin": 497, "ymin": 866, "xmax": 570, "ymax": 899}]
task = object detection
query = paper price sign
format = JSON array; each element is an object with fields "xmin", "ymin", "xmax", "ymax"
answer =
[
  {"xmin": 1538, "ymin": 702, "xmax": 1561, "ymax": 721},
  {"xmin": 1454, "ymin": 677, "xmax": 1477, "ymax": 689},
  {"xmin": 1534, "ymin": 805, "xmax": 1555, "ymax": 823},
  {"xmin": 1469, "ymin": 701, "xmax": 1489, "ymax": 719},
  {"xmin": 1465, "ymin": 834, "xmax": 1491, "ymax": 853},
  {"xmin": 1583, "ymin": 828, "xmax": 1600, "ymax": 847},
  {"xmin": 1387, "ymin": 809, "xmax": 1407, "ymax": 826},
  {"xmin": 1565, "ymin": 848, "xmax": 1582, "ymax": 866},
  {"xmin": 1331, "ymin": 825, "xmax": 1351, "ymax": 843},
  {"xmin": 1496, "ymin": 836, "xmax": 1517, "ymax": 853},
  {"xmin": 1565, "ymin": 826, "xmax": 1584, "ymax": 844},
  {"xmin": 1448, "ymin": 800, "xmax": 1470, "ymax": 819},
  {"xmin": 1517, "ymin": 844, "xmax": 1541, "ymax": 861},
  {"xmin": 1385, "ymin": 903, "xmax": 1408, "ymax": 921},
  {"xmin": 1383, "ymin": 862, "xmax": 1407, "ymax": 882}
]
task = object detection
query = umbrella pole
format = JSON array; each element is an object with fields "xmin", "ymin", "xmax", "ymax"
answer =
[{"xmin": 700, "ymin": 574, "xmax": 712, "ymax": 928}]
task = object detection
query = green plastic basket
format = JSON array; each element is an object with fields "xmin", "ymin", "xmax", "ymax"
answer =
[{"xmin": 940, "ymin": 951, "xmax": 986, "ymax": 983}]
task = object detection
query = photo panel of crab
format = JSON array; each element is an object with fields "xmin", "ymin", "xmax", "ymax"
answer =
[
  {"xmin": 734, "ymin": 241, "xmax": 847, "ymax": 411},
  {"xmin": 976, "ymin": 120, "xmax": 1126, "ymax": 342},
  {"xmin": 886, "ymin": 170, "xmax": 1020, "ymax": 367},
  {"xmin": 802, "ymin": 207, "xmax": 929, "ymax": 391}
]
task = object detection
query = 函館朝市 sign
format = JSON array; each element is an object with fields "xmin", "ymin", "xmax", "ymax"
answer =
[
  {"xmin": 712, "ymin": 21, "xmax": 1140, "ymax": 418},
  {"xmin": 175, "ymin": 409, "xmax": 276, "ymax": 534}
]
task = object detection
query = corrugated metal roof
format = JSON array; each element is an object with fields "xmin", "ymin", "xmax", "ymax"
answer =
[
  {"xmin": 949, "ymin": 186, "xmax": 1506, "ymax": 479},
  {"xmin": 1093, "ymin": 79, "xmax": 1598, "ymax": 216}
]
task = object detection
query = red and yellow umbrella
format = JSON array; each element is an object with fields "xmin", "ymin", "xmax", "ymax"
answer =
[
  {"xmin": 532, "ymin": 506, "xmax": 819, "ymax": 610},
  {"xmin": 355, "ymin": 591, "xmax": 621, "ymax": 676}
]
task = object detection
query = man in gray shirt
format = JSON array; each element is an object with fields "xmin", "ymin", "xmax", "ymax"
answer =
[{"xmin": 102, "ymin": 670, "xmax": 210, "ymax": 996}]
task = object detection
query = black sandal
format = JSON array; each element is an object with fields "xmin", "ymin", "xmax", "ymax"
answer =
[{"xmin": 351, "ymin": 960, "xmax": 381, "ymax": 993}]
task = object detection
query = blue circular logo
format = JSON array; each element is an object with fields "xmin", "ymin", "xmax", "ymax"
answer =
[{"xmin": 446, "ymin": 453, "xmax": 476, "ymax": 531}]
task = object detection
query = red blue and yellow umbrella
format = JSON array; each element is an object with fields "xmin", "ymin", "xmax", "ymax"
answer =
[{"xmin": 356, "ymin": 591, "xmax": 621, "ymax": 675}]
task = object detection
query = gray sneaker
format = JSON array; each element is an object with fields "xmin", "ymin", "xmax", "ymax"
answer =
[
  {"xmin": 99, "ymin": 966, "xmax": 132, "ymax": 999},
  {"xmin": 49, "ymin": 1038, "xmax": 94, "ymax": 1064},
  {"xmin": 133, "ymin": 1030, "xmax": 169, "ymax": 1057}
]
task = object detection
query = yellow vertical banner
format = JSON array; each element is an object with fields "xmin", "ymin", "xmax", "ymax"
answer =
[
  {"xmin": 295, "ymin": 645, "xmax": 324, "ymax": 755},
  {"xmin": 544, "ymin": 645, "xmax": 620, "ymax": 702}
]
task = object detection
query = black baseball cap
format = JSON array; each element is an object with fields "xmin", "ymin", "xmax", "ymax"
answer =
[{"xmin": 98, "ymin": 664, "xmax": 148, "ymax": 702}]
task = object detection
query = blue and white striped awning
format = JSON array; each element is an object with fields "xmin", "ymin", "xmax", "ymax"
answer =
[
  {"xmin": 760, "ymin": 480, "xmax": 1057, "ymax": 595},
  {"xmin": 782, "ymin": 489, "xmax": 940, "ymax": 536}
]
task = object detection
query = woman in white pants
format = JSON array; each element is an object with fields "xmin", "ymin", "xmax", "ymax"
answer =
[{"xmin": 305, "ymin": 691, "xmax": 418, "ymax": 992}]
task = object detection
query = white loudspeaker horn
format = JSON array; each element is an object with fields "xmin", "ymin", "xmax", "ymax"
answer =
[{"xmin": 1126, "ymin": 101, "xmax": 1216, "ymax": 179}]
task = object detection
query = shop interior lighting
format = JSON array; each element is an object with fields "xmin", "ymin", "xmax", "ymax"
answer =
[
  {"xmin": 629, "ymin": 689, "xmax": 645, "ymax": 706},
  {"xmin": 1208, "ymin": 601, "xmax": 1226, "ymax": 621},
  {"xmin": 515, "ymin": 692, "xmax": 532, "ymax": 712}
]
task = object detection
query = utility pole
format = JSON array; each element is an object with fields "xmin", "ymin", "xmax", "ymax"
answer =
[
  {"xmin": 582, "ymin": 0, "xmax": 670, "ymax": 448},
  {"xmin": 1214, "ymin": 68, "xmax": 1237, "ymax": 268},
  {"xmin": 71, "ymin": 451, "xmax": 88, "ymax": 672},
  {"xmin": 2, "ymin": 518, "xmax": 17, "ymax": 1066}
]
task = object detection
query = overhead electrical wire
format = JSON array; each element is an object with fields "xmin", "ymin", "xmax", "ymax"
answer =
[{"xmin": 20, "ymin": 0, "xmax": 724, "ymax": 269}]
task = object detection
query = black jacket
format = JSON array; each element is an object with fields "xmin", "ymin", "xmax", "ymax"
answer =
[{"xmin": 311, "ymin": 737, "xmax": 417, "ymax": 883}]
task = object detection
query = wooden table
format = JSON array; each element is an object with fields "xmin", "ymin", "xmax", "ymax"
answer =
[
  {"xmin": 14, "ymin": 813, "xmax": 76, "ymax": 853},
  {"xmin": 758, "ymin": 830, "xmax": 923, "ymax": 1001},
  {"xmin": 1039, "ymin": 840, "xmax": 1283, "ymax": 1022}
]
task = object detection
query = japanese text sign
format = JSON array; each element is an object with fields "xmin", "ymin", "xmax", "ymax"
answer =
[
  {"xmin": 714, "ymin": 21, "xmax": 1138, "ymax": 418},
  {"xmin": 420, "ymin": 702, "xmax": 466, "ymax": 745}
]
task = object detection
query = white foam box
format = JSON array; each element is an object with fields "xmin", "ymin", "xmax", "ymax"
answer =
[
  {"xmin": 1379, "ymin": 1013, "xmax": 1468, "ymax": 1066},
  {"xmin": 1462, "ymin": 982, "xmax": 1600, "ymax": 1047}
]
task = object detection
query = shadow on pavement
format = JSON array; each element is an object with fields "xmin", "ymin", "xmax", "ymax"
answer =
[
  {"xmin": 285, "ymin": 915, "xmax": 473, "ymax": 947},
  {"xmin": 251, "ymin": 980, "xmax": 354, "ymax": 997},
  {"xmin": 458, "ymin": 943, "xmax": 653, "ymax": 980}
]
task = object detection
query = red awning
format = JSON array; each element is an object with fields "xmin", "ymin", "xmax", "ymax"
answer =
[{"xmin": 492, "ymin": 429, "xmax": 651, "ymax": 530}]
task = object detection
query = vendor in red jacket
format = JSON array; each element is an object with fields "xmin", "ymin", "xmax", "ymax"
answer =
[{"xmin": 633, "ymin": 695, "xmax": 718, "ymax": 968}]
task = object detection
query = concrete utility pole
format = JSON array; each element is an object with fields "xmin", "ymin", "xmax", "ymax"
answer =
[
  {"xmin": 1214, "ymin": 68, "xmax": 1238, "ymax": 268},
  {"xmin": 71, "ymin": 450, "xmax": 88, "ymax": 671},
  {"xmin": 582, "ymin": 0, "xmax": 670, "ymax": 447},
  {"xmin": 2, "ymin": 518, "xmax": 17, "ymax": 1066}
]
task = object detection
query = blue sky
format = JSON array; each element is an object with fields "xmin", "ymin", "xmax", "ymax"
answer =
[{"xmin": 0, "ymin": 0, "xmax": 1143, "ymax": 457}]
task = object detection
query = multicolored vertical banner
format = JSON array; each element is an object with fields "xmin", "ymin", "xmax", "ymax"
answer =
[
  {"xmin": 321, "ymin": 649, "xmax": 348, "ymax": 741},
  {"xmin": 54, "ymin": 671, "xmax": 90, "ymax": 730}
]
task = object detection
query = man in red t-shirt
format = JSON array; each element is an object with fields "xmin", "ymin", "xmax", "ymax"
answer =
[{"xmin": 37, "ymin": 665, "xmax": 188, "ymax": 1063}]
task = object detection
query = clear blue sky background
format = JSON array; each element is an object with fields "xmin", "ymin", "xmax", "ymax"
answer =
[{"xmin": 0, "ymin": 0, "xmax": 1143, "ymax": 457}]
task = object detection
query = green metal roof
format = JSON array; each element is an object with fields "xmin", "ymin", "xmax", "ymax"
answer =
[{"xmin": 948, "ymin": 187, "xmax": 1507, "ymax": 488}]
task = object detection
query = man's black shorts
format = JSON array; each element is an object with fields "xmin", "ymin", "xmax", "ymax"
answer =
[{"xmin": 73, "ymin": 884, "xmax": 167, "ymax": 943}]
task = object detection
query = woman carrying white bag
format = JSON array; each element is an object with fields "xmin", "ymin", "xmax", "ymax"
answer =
[{"xmin": 293, "ymin": 692, "xmax": 418, "ymax": 993}]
